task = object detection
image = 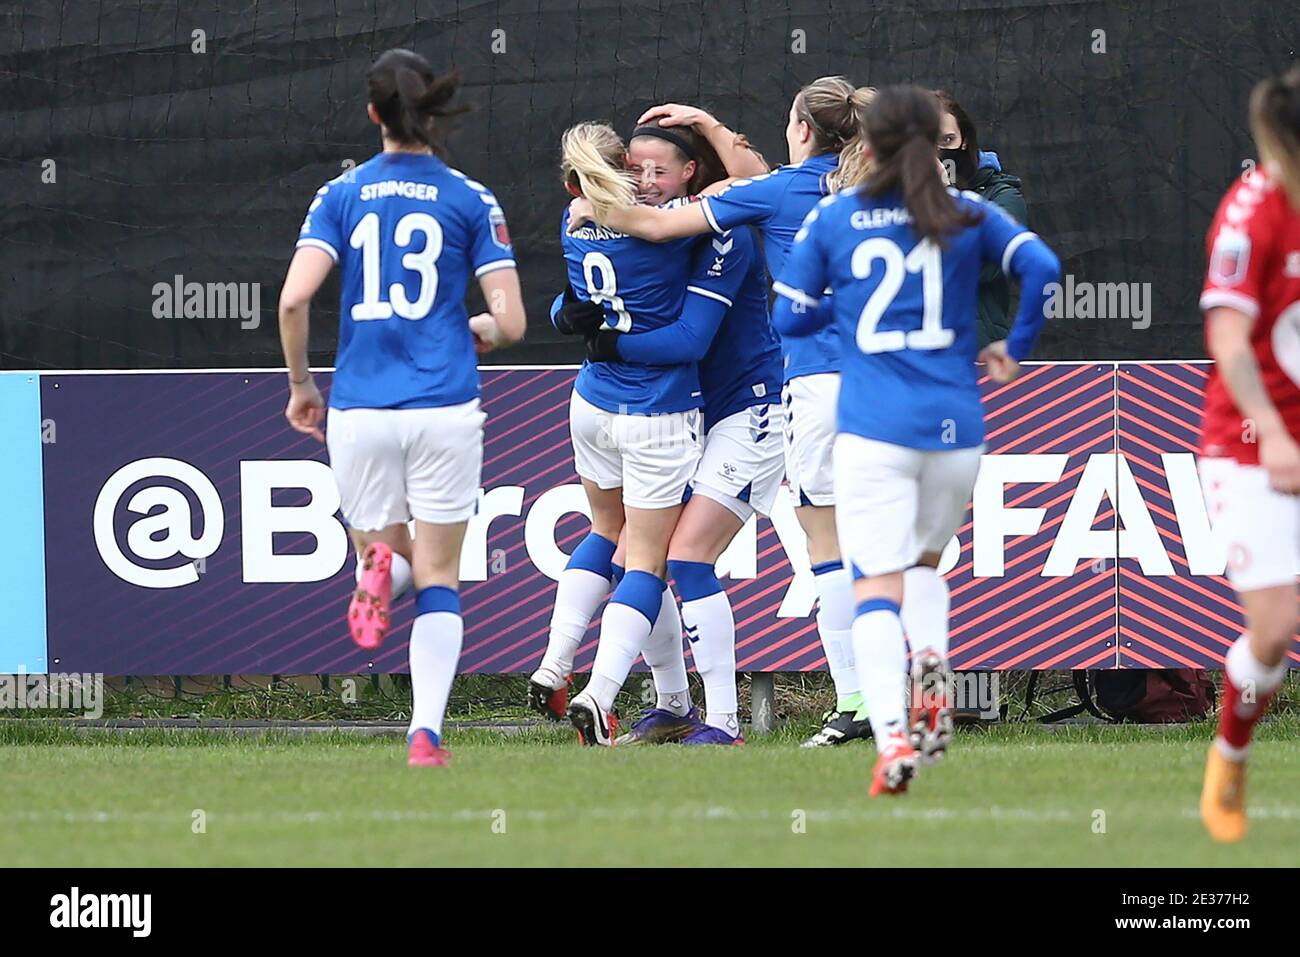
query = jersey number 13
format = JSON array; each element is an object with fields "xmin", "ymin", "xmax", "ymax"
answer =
[{"xmin": 349, "ymin": 211, "xmax": 443, "ymax": 321}]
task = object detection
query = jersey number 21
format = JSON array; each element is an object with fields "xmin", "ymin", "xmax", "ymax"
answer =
[{"xmin": 852, "ymin": 237, "xmax": 954, "ymax": 354}]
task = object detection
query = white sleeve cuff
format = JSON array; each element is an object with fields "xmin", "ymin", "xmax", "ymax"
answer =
[
  {"xmin": 700, "ymin": 197, "xmax": 725, "ymax": 235},
  {"xmin": 295, "ymin": 238, "xmax": 339, "ymax": 262},
  {"xmin": 475, "ymin": 259, "xmax": 517, "ymax": 277},
  {"xmin": 1199, "ymin": 290, "xmax": 1259, "ymax": 319},
  {"xmin": 1000, "ymin": 232, "xmax": 1038, "ymax": 274}
]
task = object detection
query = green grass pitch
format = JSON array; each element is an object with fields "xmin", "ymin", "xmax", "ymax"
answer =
[{"xmin": 3, "ymin": 719, "xmax": 1296, "ymax": 867}]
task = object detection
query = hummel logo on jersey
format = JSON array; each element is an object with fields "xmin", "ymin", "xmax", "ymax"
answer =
[{"xmin": 1286, "ymin": 251, "xmax": 1300, "ymax": 278}]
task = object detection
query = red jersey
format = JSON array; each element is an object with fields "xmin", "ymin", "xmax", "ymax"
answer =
[{"xmin": 1200, "ymin": 167, "xmax": 1300, "ymax": 463}]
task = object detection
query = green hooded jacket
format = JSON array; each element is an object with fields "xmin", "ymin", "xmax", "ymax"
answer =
[{"xmin": 966, "ymin": 165, "xmax": 1028, "ymax": 347}]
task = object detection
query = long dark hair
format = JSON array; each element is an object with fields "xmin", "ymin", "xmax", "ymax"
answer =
[
  {"xmin": 863, "ymin": 85, "xmax": 982, "ymax": 245},
  {"xmin": 1250, "ymin": 64, "xmax": 1300, "ymax": 208},
  {"xmin": 366, "ymin": 48, "xmax": 469, "ymax": 155}
]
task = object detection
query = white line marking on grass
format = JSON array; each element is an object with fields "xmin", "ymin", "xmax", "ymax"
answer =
[{"xmin": 11, "ymin": 804, "xmax": 1297, "ymax": 827}]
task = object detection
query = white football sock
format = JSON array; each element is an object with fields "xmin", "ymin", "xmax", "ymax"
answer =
[
  {"xmin": 587, "ymin": 602, "xmax": 655, "ymax": 712},
  {"xmin": 682, "ymin": 591, "xmax": 738, "ymax": 730},
  {"xmin": 407, "ymin": 610, "xmax": 463, "ymax": 739},
  {"xmin": 901, "ymin": 565, "xmax": 950, "ymax": 659},
  {"xmin": 852, "ymin": 603, "xmax": 908, "ymax": 745},
  {"xmin": 1224, "ymin": 634, "xmax": 1288, "ymax": 699},
  {"xmin": 355, "ymin": 551, "xmax": 413, "ymax": 600},
  {"xmin": 641, "ymin": 586, "xmax": 690, "ymax": 716},
  {"xmin": 537, "ymin": 567, "xmax": 610, "ymax": 682},
  {"xmin": 814, "ymin": 564, "xmax": 859, "ymax": 702}
]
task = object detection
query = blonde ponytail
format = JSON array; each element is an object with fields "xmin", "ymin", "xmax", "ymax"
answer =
[
  {"xmin": 560, "ymin": 122, "xmax": 636, "ymax": 220},
  {"xmin": 827, "ymin": 85, "xmax": 877, "ymax": 190}
]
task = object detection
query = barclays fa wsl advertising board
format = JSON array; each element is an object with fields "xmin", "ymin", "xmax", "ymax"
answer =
[{"xmin": 2, "ymin": 364, "xmax": 1297, "ymax": 675}]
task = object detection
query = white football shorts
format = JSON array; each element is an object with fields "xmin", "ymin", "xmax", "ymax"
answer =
[{"xmin": 327, "ymin": 399, "xmax": 485, "ymax": 530}]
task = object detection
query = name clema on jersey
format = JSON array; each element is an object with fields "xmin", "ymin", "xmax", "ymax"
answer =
[{"xmin": 296, "ymin": 152, "xmax": 516, "ymax": 410}]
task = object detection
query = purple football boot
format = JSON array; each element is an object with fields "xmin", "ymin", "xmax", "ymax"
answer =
[
  {"xmin": 681, "ymin": 723, "xmax": 745, "ymax": 747},
  {"xmin": 613, "ymin": 705, "xmax": 702, "ymax": 745}
]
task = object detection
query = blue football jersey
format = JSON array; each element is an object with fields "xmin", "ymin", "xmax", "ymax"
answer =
[
  {"xmin": 599, "ymin": 224, "xmax": 781, "ymax": 431},
  {"xmin": 774, "ymin": 188, "xmax": 1034, "ymax": 450},
  {"xmin": 562, "ymin": 201, "xmax": 707, "ymax": 415},
  {"xmin": 700, "ymin": 152, "xmax": 841, "ymax": 382},
  {"xmin": 697, "ymin": 227, "xmax": 783, "ymax": 431},
  {"xmin": 296, "ymin": 152, "xmax": 516, "ymax": 410}
]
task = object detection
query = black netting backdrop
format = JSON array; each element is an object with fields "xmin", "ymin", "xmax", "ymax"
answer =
[{"xmin": 2, "ymin": 0, "xmax": 1297, "ymax": 370}]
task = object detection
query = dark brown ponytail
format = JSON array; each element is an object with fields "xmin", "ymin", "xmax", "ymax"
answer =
[
  {"xmin": 366, "ymin": 48, "xmax": 469, "ymax": 155},
  {"xmin": 862, "ymin": 85, "xmax": 982, "ymax": 246}
]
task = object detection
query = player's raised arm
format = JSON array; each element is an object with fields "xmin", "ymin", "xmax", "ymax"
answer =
[
  {"xmin": 568, "ymin": 193, "xmax": 711, "ymax": 241},
  {"xmin": 637, "ymin": 102, "xmax": 770, "ymax": 180}
]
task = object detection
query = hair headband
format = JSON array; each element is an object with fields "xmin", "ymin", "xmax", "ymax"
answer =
[{"xmin": 629, "ymin": 125, "xmax": 697, "ymax": 160}]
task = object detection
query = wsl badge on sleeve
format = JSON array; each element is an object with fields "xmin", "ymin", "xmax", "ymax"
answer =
[
  {"xmin": 1209, "ymin": 225, "xmax": 1250, "ymax": 286},
  {"xmin": 490, "ymin": 206, "xmax": 512, "ymax": 249}
]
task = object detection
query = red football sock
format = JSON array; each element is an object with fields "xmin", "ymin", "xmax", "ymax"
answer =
[{"xmin": 1217, "ymin": 671, "xmax": 1275, "ymax": 751}]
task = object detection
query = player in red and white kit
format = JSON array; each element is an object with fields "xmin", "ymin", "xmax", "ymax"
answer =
[{"xmin": 1197, "ymin": 65, "xmax": 1300, "ymax": 843}]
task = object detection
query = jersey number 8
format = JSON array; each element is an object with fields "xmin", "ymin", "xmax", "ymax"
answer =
[
  {"xmin": 852, "ymin": 237, "xmax": 954, "ymax": 354},
  {"xmin": 581, "ymin": 252, "xmax": 633, "ymax": 332},
  {"xmin": 349, "ymin": 211, "xmax": 443, "ymax": 321}
]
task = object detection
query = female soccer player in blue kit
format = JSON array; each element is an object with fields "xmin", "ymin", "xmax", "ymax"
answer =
[
  {"xmin": 535, "ymin": 122, "xmax": 765, "ymax": 745},
  {"xmin": 569, "ymin": 78, "xmax": 883, "ymax": 749},
  {"xmin": 278, "ymin": 49, "xmax": 526, "ymax": 768},
  {"xmin": 600, "ymin": 120, "xmax": 784, "ymax": 747},
  {"xmin": 531, "ymin": 120, "xmax": 782, "ymax": 747},
  {"xmin": 773, "ymin": 85, "xmax": 1060, "ymax": 796}
]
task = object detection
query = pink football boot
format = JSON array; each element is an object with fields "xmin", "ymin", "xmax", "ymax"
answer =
[
  {"xmin": 407, "ymin": 729, "xmax": 451, "ymax": 768},
  {"xmin": 348, "ymin": 542, "xmax": 393, "ymax": 650}
]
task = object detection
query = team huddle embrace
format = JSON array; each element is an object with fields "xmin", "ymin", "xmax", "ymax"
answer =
[{"xmin": 277, "ymin": 45, "xmax": 1299, "ymax": 830}]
